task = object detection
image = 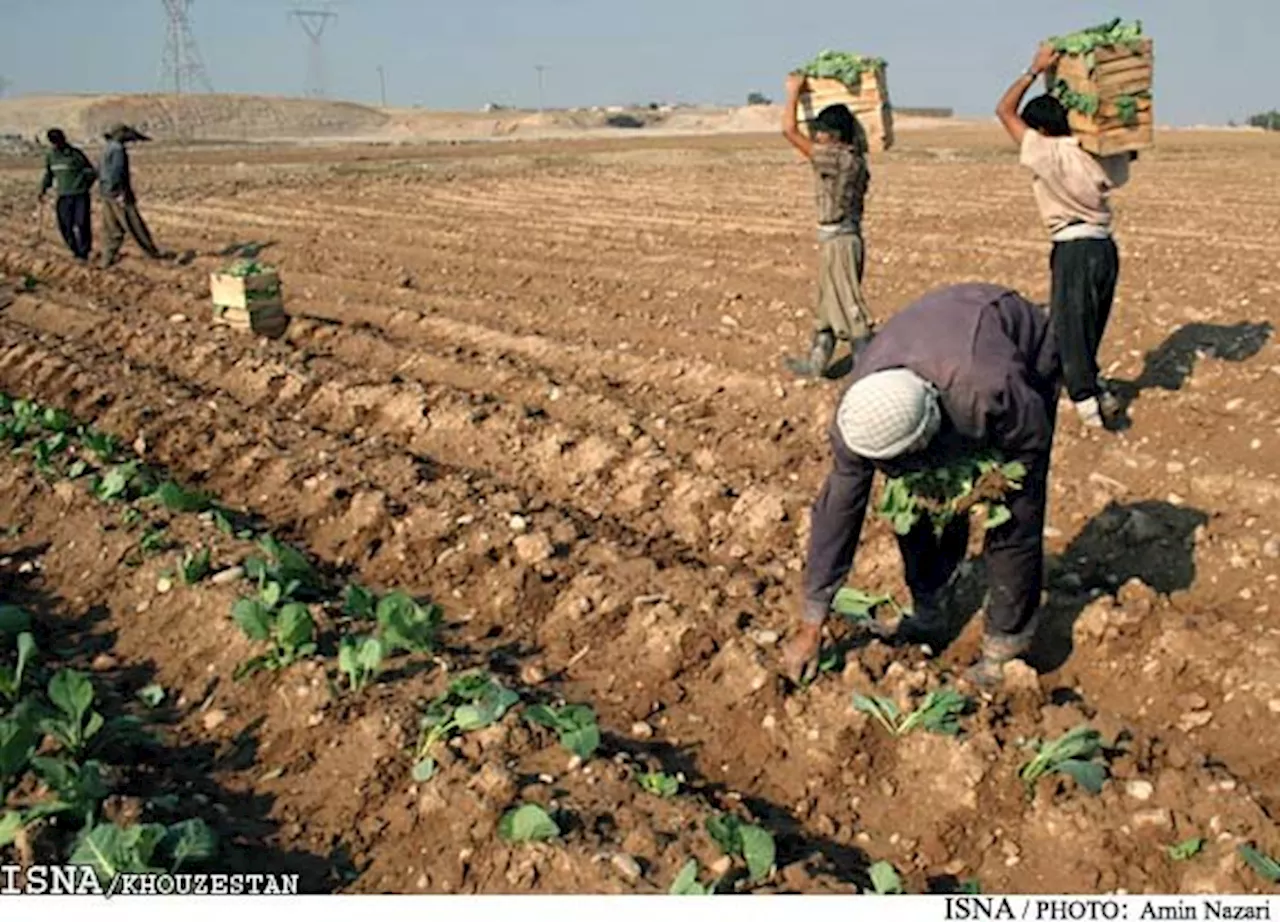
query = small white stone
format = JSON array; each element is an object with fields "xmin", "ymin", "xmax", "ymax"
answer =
[{"xmin": 1125, "ymin": 780, "xmax": 1155, "ymax": 802}]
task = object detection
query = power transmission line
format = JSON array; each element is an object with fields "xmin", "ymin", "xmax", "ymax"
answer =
[
  {"xmin": 158, "ymin": 0, "xmax": 213, "ymax": 95},
  {"xmin": 289, "ymin": 7, "xmax": 339, "ymax": 99}
]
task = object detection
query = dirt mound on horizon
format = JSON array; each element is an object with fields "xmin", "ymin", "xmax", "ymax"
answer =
[{"xmin": 0, "ymin": 93, "xmax": 391, "ymax": 143}]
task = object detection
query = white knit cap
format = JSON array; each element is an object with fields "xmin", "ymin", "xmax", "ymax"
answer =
[{"xmin": 836, "ymin": 369, "xmax": 942, "ymax": 460}]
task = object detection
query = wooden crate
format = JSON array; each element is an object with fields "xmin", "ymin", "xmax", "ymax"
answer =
[
  {"xmin": 209, "ymin": 270, "xmax": 289, "ymax": 338},
  {"xmin": 796, "ymin": 68, "xmax": 895, "ymax": 153},
  {"xmin": 1046, "ymin": 38, "xmax": 1154, "ymax": 157}
]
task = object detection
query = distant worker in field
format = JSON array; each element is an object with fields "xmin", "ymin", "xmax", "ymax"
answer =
[
  {"xmin": 780, "ymin": 73, "xmax": 875, "ymax": 379},
  {"xmin": 997, "ymin": 43, "xmax": 1135, "ymax": 430},
  {"xmin": 98, "ymin": 124, "xmax": 170, "ymax": 268},
  {"xmin": 782, "ymin": 283, "xmax": 1061, "ymax": 690},
  {"xmin": 38, "ymin": 129, "xmax": 97, "ymax": 263}
]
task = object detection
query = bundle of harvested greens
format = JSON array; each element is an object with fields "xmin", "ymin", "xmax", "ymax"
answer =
[
  {"xmin": 877, "ymin": 452, "xmax": 1027, "ymax": 537},
  {"xmin": 796, "ymin": 50, "xmax": 886, "ymax": 90}
]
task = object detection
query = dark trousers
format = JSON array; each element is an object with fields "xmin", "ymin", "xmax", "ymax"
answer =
[
  {"xmin": 101, "ymin": 196, "xmax": 161, "ymax": 264},
  {"xmin": 895, "ymin": 450, "xmax": 1051, "ymax": 639},
  {"xmin": 55, "ymin": 193, "xmax": 92, "ymax": 260},
  {"xmin": 1050, "ymin": 237, "xmax": 1120, "ymax": 402}
]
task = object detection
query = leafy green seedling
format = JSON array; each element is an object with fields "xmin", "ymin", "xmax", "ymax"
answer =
[
  {"xmin": 0, "ymin": 710, "xmax": 38, "ymax": 793},
  {"xmin": 523, "ymin": 703, "xmax": 600, "ymax": 760},
  {"xmin": 67, "ymin": 459, "xmax": 89, "ymax": 479},
  {"xmin": 1018, "ymin": 725, "xmax": 1108, "ymax": 795},
  {"xmin": 0, "ymin": 811, "xmax": 22, "ymax": 848},
  {"xmin": 853, "ymin": 689, "xmax": 970, "ymax": 737},
  {"xmin": 137, "ymin": 684, "xmax": 166, "ymax": 708},
  {"xmin": 869, "ymin": 860, "xmax": 904, "ymax": 894},
  {"xmin": 960, "ymin": 878, "xmax": 982, "ymax": 895},
  {"xmin": 29, "ymin": 756, "xmax": 109, "ymax": 825},
  {"xmin": 376, "ymin": 591, "xmax": 441, "ymax": 654},
  {"xmin": 498, "ymin": 803, "xmax": 559, "ymax": 843},
  {"xmin": 120, "ymin": 507, "xmax": 143, "ymax": 528},
  {"xmin": 93, "ymin": 462, "xmax": 143, "ymax": 503},
  {"xmin": 338, "ymin": 635, "xmax": 384, "ymax": 693},
  {"xmin": 705, "ymin": 814, "xmax": 776, "ymax": 883},
  {"xmin": 897, "ymin": 689, "xmax": 969, "ymax": 737},
  {"xmin": 832, "ymin": 587, "xmax": 895, "ymax": 622},
  {"xmin": 1167, "ymin": 838, "xmax": 1204, "ymax": 862},
  {"xmin": 139, "ymin": 527, "xmax": 172, "ymax": 557},
  {"xmin": 42, "ymin": 670, "xmax": 106, "ymax": 756},
  {"xmin": 669, "ymin": 859, "xmax": 713, "ymax": 896},
  {"xmin": 231, "ymin": 600, "xmax": 317, "ymax": 679},
  {"xmin": 412, "ymin": 672, "xmax": 520, "ymax": 780},
  {"xmin": 638, "ymin": 771, "xmax": 680, "ymax": 798},
  {"xmin": 0, "ymin": 632, "xmax": 37, "ymax": 702},
  {"xmin": 181, "ymin": 547, "xmax": 212, "ymax": 585},
  {"xmin": 0, "ymin": 605, "xmax": 32, "ymax": 637},
  {"xmin": 70, "ymin": 817, "xmax": 217, "ymax": 884},
  {"xmin": 1238, "ymin": 844, "xmax": 1280, "ymax": 884},
  {"xmin": 80, "ymin": 429, "xmax": 121, "ymax": 464},
  {"xmin": 150, "ymin": 481, "xmax": 211, "ymax": 514},
  {"xmin": 343, "ymin": 583, "xmax": 377, "ymax": 620}
]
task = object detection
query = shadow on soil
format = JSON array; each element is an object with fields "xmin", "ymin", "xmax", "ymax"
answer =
[
  {"xmin": 1110, "ymin": 320, "xmax": 1273, "ymax": 407},
  {"xmin": 615, "ymin": 734, "xmax": 878, "ymax": 892},
  {"xmin": 930, "ymin": 500, "xmax": 1208, "ymax": 674},
  {"xmin": 0, "ymin": 544, "xmax": 340, "ymax": 892}
]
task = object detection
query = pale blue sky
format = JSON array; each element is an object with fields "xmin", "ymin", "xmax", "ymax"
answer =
[{"xmin": 0, "ymin": 0, "xmax": 1273, "ymax": 124}]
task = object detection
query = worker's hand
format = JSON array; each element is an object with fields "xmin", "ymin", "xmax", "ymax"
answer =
[
  {"xmin": 785, "ymin": 72, "xmax": 808, "ymax": 98},
  {"xmin": 781, "ymin": 622, "xmax": 823, "ymax": 684},
  {"xmin": 1030, "ymin": 43, "xmax": 1060, "ymax": 76}
]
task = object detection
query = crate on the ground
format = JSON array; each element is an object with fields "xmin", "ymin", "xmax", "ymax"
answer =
[
  {"xmin": 1047, "ymin": 36, "xmax": 1154, "ymax": 157},
  {"xmin": 209, "ymin": 266, "xmax": 289, "ymax": 339},
  {"xmin": 796, "ymin": 64, "xmax": 895, "ymax": 153}
]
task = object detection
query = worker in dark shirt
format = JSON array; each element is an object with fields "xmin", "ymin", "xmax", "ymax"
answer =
[
  {"xmin": 38, "ymin": 128, "xmax": 97, "ymax": 262},
  {"xmin": 98, "ymin": 124, "xmax": 167, "ymax": 267},
  {"xmin": 782, "ymin": 283, "xmax": 1061, "ymax": 689}
]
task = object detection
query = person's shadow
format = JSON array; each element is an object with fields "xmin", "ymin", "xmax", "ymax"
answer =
[
  {"xmin": 1109, "ymin": 321, "xmax": 1272, "ymax": 419},
  {"xmin": 926, "ymin": 500, "xmax": 1208, "ymax": 674}
]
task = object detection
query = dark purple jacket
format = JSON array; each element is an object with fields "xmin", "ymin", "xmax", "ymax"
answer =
[{"xmin": 803, "ymin": 283, "xmax": 1061, "ymax": 625}]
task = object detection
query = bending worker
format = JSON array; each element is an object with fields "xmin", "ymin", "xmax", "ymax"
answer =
[{"xmin": 782, "ymin": 283, "xmax": 1061, "ymax": 688}]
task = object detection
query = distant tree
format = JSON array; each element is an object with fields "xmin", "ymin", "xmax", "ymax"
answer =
[
  {"xmin": 1247, "ymin": 110, "xmax": 1280, "ymax": 131},
  {"xmin": 747, "ymin": 91, "xmax": 772, "ymax": 106}
]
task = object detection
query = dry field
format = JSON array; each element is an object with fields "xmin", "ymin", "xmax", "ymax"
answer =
[{"xmin": 0, "ymin": 122, "xmax": 1277, "ymax": 894}]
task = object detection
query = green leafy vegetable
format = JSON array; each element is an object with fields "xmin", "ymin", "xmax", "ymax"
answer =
[
  {"xmin": 137, "ymin": 684, "xmax": 166, "ymax": 708},
  {"xmin": 231, "ymin": 598, "xmax": 317, "ymax": 678},
  {"xmin": 704, "ymin": 814, "xmax": 776, "ymax": 883},
  {"xmin": 0, "ymin": 605, "xmax": 32, "ymax": 637},
  {"xmin": 869, "ymin": 860, "xmax": 904, "ymax": 894},
  {"xmin": 1049, "ymin": 18, "xmax": 1144, "ymax": 55},
  {"xmin": 343, "ymin": 583, "xmax": 376, "ymax": 619},
  {"xmin": 832, "ymin": 587, "xmax": 894, "ymax": 622},
  {"xmin": 412, "ymin": 672, "xmax": 520, "ymax": 779},
  {"xmin": 43, "ymin": 669, "xmax": 105, "ymax": 756},
  {"xmin": 1238, "ymin": 844, "xmax": 1280, "ymax": 884},
  {"xmin": 337, "ymin": 635, "xmax": 384, "ymax": 692},
  {"xmin": 1018, "ymin": 725, "xmax": 1108, "ymax": 795},
  {"xmin": 181, "ymin": 547, "xmax": 212, "ymax": 585},
  {"xmin": 1167, "ymin": 837, "xmax": 1204, "ymax": 862},
  {"xmin": 854, "ymin": 689, "xmax": 970, "ymax": 737},
  {"xmin": 523, "ymin": 703, "xmax": 600, "ymax": 760},
  {"xmin": 669, "ymin": 858, "xmax": 712, "ymax": 896},
  {"xmin": 797, "ymin": 50, "xmax": 886, "ymax": 89},
  {"xmin": 150, "ymin": 481, "xmax": 211, "ymax": 514},
  {"xmin": 638, "ymin": 771, "xmax": 680, "ymax": 798},
  {"xmin": 498, "ymin": 803, "xmax": 559, "ymax": 843},
  {"xmin": 878, "ymin": 453, "xmax": 1026, "ymax": 538},
  {"xmin": 376, "ymin": 591, "xmax": 441, "ymax": 655},
  {"xmin": 0, "ymin": 632, "xmax": 37, "ymax": 702}
]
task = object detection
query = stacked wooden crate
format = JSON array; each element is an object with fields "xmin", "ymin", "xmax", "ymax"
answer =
[
  {"xmin": 209, "ymin": 266, "xmax": 289, "ymax": 338},
  {"xmin": 1047, "ymin": 38, "xmax": 1154, "ymax": 156},
  {"xmin": 796, "ymin": 65, "xmax": 895, "ymax": 153}
]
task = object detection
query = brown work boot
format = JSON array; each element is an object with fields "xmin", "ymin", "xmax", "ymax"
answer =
[{"xmin": 964, "ymin": 631, "xmax": 1033, "ymax": 690}]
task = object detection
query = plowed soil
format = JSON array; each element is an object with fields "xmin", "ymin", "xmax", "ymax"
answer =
[{"xmin": 0, "ymin": 124, "xmax": 1278, "ymax": 894}]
